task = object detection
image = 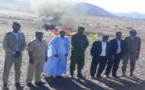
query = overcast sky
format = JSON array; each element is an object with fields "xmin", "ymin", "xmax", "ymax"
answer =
[{"xmin": 81, "ymin": 0, "xmax": 145, "ymax": 14}]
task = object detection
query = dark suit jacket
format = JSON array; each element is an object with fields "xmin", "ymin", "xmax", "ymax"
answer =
[
  {"xmin": 110, "ymin": 39, "xmax": 124, "ymax": 57},
  {"xmin": 90, "ymin": 41, "xmax": 110, "ymax": 59}
]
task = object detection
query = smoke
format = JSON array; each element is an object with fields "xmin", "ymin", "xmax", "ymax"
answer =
[
  {"xmin": 30, "ymin": 0, "xmax": 82, "ymax": 30},
  {"xmin": 0, "ymin": 0, "xmax": 88, "ymax": 30}
]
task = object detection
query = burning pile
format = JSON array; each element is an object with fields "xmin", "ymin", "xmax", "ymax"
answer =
[{"xmin": 44, "ymin": 24, "xmax": 74, "ymax": 35}]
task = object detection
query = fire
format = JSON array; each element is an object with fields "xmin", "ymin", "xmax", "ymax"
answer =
[
  {"xmin": 65, "ymin": 30, "xmax": 73, "ymax": 35},
  {"xmin": 48, "ymin": 29, "xmax": 73, "ymax": 35},
  {"xmin": 44, "ymin": 24, "xmax": 74, "ymax": 35}
]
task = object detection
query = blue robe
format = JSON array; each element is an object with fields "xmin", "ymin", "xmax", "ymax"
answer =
[{"xmin": 44, "ymin": 36, "xmax": 70, "ymax": 75}]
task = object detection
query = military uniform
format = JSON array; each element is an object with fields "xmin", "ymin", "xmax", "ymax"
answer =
[
  {"xmin": 122, "ymin": 36, "xmax": 141, "ymax": 75},
  {"xmin": 3, "ymin": 32, "xmax": 26, "ymax": 84},
  {"xmin": 26, "ymin": 39, "xmax": 47, "ymax": 83},
  {"xmin": 70, "ymin": 34, "xmax": 89, "ymax": 76}
]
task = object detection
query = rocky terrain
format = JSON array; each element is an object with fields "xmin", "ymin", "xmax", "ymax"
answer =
[{"xmin": 0, "ymin": 8, "xmax": 145, "ymax": 90}]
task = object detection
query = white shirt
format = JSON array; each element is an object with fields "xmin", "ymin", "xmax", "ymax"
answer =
[
  {"xmin": 116, "ymin": 39, "xmax": 121, "ymax": 54},
  {"xmin": 13, "ymin": 32, "xmax": 20, "ymax": 51},
  {"xmin": 100, "ymin": 41, "xmax": 107, "ymax": 56}
]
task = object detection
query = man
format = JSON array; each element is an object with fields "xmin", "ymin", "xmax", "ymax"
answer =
[
  {"xmin": 104, "ymin": 32, "xmax": 124, "ymax": 78},
  {"xmin": 26, "ymin": 31, "xmax": 47, "ymax": 87},
  {"xmin": 44, "ymin": 30, "xmax": 70, "ymax": 77},
  {"xmin": 70, "ymin": 26, "xmax": 89, "ymax": 78},
  {"xmin": 90, "ymin": 35, "xmax": 110, "ymax": 78},
  {"xmin": 3, "ymin": 22, "xmax": 26, "ymax": 88},
  {"xmin": 122, "ymin": 29, "xmax": 141, "ymax": 77}
]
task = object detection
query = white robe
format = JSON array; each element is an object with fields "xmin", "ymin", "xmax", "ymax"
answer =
[{"xmin": 44, "ymin": 36, "xmax": 70, "ymax": 75}]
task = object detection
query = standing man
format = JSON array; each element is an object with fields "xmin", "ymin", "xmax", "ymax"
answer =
[
  {"xmin": 26, "ymin": 31, "xmax": 48, "ymax": 87},
  {"xmin": 44, "ymin": 30, "xmax": 70, "ymax": 77},
  {"xmin": 122, "ymin": 29, "xmax": 141, "ymax": 77},
  {"xmin": 90, "ymin": 35, "xmax": 110, "ymax": 78},
  {"xmin": 3, "ymin": 22, "xmax": 26, "ymax": 88},
  {"xmin": 70, "ymin": 26, "xmax": 89, "ymax": 78},
  {"xmin": 104, "ymin": 32, "xmax": 124, "ymax": 78}
]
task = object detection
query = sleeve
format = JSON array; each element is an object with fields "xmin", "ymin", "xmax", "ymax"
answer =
[
  {"xmin": 71, "ymin": 35, "xmax": 78, "ymax": 49},
  {"xmin": 3, "ymin": 34, "xmax": 15, "ymax": 54},
  {"xmin": 90, "ymin": 41, "xmax": 96, "ymax": 56},
  {"xmin": 20, "ymin": 33, "xmax": 26, "ymax": 53},
  {"xmin": 66, "ymin": 37, "xmax": 70, "ymax": 53},
  {"xmin": 123, "ymin": 37, "xmax": 127, "ymax": 48},
  {"xmin": 26, "ymin": 41, "xmax": 34, "ymax": 52},
  {"xmin": 138, "ymin": 37, "xmax": 141, "ymax": 46},
  {"xmin": 43, "ymin": 40, "xmax": 48, "ymax": 50},
  {"xmin": 110, "ymin": 40, "xmax": 114, "ymax": 56},
  {"xmin": 49, "ymin": 37, "xmax": 58, "ymax": 55},
  {"xmin": 84, "ymin": 35, "xmax": 89, "ymax": 48}
]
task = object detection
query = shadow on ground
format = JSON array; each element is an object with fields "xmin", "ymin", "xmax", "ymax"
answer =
[{"xmin": 44, "ymin": 76, "xmax": 145, "ymax": 90}]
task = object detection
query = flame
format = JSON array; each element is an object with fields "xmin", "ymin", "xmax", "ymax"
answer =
[
  {"xmin": 65, "ymin": 30, "xmax": 73, "ymax": 35},
  {"xmin": 48, "ymin": 29, "xmax": 73, "ymax": 35},
  {"xmin": 51, "ymin": 29, "xmax": 60, "ymax": 35}
]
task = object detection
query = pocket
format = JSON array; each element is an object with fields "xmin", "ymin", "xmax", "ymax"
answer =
[{"xmin": 8, "ymin": 38, "xmax": 14, "ymax": 44}]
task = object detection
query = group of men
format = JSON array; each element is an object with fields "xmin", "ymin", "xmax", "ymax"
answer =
[
  {"xmin": 90, "ymin": 30, "xmax": 141, "ymax": 79},
  {"xmin": 2, "ymin": 22, "xmax": 141, "ymax": 89}
]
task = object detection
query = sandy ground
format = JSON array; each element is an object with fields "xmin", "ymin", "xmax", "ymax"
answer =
[{"xmin": 0, "ymin": 8, "xmax": 145, "ymax": 90}]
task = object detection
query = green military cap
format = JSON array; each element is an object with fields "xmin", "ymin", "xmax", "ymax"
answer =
[
  {"xmin": 35, "ymin": 31, "xmax": 43, "ymax": 35},
  {"xmin": 78, "ymin": 26, "xmax": 85, "ymax": 30}
]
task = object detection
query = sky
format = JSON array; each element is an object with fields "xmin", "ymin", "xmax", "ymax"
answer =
[{"xmin": 81, "ymin": 0, "xmax": 145, "ymax": 14}]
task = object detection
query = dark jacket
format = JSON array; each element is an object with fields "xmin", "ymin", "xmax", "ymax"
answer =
[
  {"xmin": 90, "ymin": 41, "xmax": 110, "ymax": 59},
  {"xmin": 110, "ymin": 39, "xmax": 124, "ymax": 57}
]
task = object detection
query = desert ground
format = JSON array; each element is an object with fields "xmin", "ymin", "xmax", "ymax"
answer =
[{"xmin": 0, "ymin": 8, "xmax": 145, "ymax": 90}]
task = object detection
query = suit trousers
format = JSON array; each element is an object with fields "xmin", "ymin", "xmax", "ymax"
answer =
[
  {"xmin": 105, "ymin": 53, "xmax": 121, "ymax": 76},
  {"xmin": 90, "ymin": 56, "xmax": 107, "ymax": 77}
]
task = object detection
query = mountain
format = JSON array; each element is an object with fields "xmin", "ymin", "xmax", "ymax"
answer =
[
  {"xmin": 75, "ymin": 2, "xmax": 113, "ymax": 17},
  {"xmin": 111, "ymin": 12, "xmax": 145, "ymax": 19}
]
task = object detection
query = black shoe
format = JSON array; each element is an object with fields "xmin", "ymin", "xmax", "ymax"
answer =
[
  {"xmin": 3, "ymin": 83, "xmax": 8, "ymax": 89},
  {"xmin": 35, "ymin": 81, "xmax": 46, "ymax": 86},
  {"xmin": 27, "ymin": 82, "xmax": 33, "ymax": 87},
  {"xmin": 15, "ymin": 83, "xmax": 23, "ymax": 88},
  {"xmin": 70, "ymin": 71, "xmax": 74, "ymax": 77},
  {"xmin": 56, "ymin": 75, "xmax": 63, "ymax": 78},
  {"xmin": 97, "ymin": 75, "xmax": 102, "ymax": 79},
  {"xmin": 112, "ymin": 75, "xmax": 118, "ymax": 78},
  {"xmin": 90, "ymin": 75, "xmax": 95, "ymax": 78},
  {"xmin": 77, "ymin": 74, "xmax": 85, "ymax": 78},
  {"xmin": 104, "ymin": 75, "xmax": 109, "ymax": 78}
]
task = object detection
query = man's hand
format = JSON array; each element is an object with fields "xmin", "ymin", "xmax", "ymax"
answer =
[
  {"xmin": 29, "ymin": 57, "xmax": 34, "ymax": 64},
  {"xmin": 13, "ymin": 51, "xmax": 21, "ymax": 58},
  {"xmin": 65, "ymin": 53, "xmax": 68, "ymax": 57},
  {"xmin": 45, "ymin": 57, "xmax": 48, "ymax": 62},
  {"xmin": 79, "ymin": 48, "xmax": 86, "ymax": 52},
  {"xmin": 136, "ymin": 55, "xmax": 139, "ymax": 60},
  {"xmin": 54, "ymin": 54, "xmax": 59, "ymax": 57}
]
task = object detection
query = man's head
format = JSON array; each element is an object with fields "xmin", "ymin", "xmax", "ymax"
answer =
[
  {"xmin": 35, "ymin": 31, "xmax": 43, "ymax": 41},
  {"xmin": 60, "ymin": 30, "xmax": 66, "ymax": 38},
  {"xmin": 116, "ymin": 31, "xmax": 122, "ymax": 39},
  {"xmin": 12, "ymin": 22, "xmax": 21, "ymax": 33},
  {"xmin": 102, "ymin": 35, "xmax": 109, "ymax": 42},
  {"xmin": 78, "ymin": 26, "xmax": 85, "ymax": 34},
  {"xmin": 129, "ymin": 29, "xmax": 137, "ymax": 36}
]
